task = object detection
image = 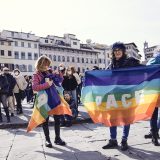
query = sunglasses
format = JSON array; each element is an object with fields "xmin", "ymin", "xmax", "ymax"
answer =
[{"xmin": 114, "ymin": 49, "xmax": 122, "ymax": 52}]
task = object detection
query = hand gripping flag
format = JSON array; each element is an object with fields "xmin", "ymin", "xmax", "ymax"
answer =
[
  {"xmin": 81, "ymin": 65, "xmax": 160, "ymax": 127},
  {"xmin": 27, "ymin": 74, "xmax": 72, "ymax": 132}
]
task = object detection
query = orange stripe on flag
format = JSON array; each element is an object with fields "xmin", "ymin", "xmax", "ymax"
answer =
[
  {"xmin": 87, "ymin": 101, "xmax": 156, "ymax": 127},
  {"xmin": 27, "ymin": 107, "xmax": 46, "ymax": 132}
]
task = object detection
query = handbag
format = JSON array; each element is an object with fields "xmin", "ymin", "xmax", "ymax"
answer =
[{"xmin": 16, "ymin": 82, "xmax": 26, "ymax": 100}]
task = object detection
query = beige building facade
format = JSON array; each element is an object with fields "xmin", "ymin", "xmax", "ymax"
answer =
[{"xmin": 0, "ymin": 30, "xmax": 141, "ymax": 75}]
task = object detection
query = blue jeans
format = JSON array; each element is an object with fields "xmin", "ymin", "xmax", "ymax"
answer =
[{"xmin": 110, "ymin": 125, "xmax": 130, "ymax": 140}]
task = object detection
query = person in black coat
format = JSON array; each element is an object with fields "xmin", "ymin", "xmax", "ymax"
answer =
[
  {"xmin": 62, "ymin": 66, "xmax": 78, "ymax": 109},
  {"xmin": 0, "ymin": 69, "xmax": 10, "ymax": 123},
  {"xmin": 103, "ymin": 42, "xmax": 141, "ymax": 151},
  {"xmin": 3, "ymin": 67, "xmax": 16, "ymax": 116}
]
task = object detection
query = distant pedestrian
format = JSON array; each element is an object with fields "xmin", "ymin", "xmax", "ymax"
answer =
[
  {"xmin": 71, "ymin": 66, "xmax": 81, "ymax": 107},
  {"xmin": 3, "ymin": 67, "xmax": 16, "ymax": 117},
  {"xmin": 62, "ymin": 66, "xmax": 78, "ymax": 113},
  {"xmin": 25, "ymin": 76, "xmax": 34, "ymax": 103},
  {"xmin": 0, "ymin": 69, "xmax": 10, "ymax": 123},
  {"xmin": 13, "ymin": 69, "xmax": 27, "ymax": 114}
]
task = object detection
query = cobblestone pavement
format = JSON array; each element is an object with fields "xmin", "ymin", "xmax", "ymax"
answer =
[{"xmin": 0, "ymin": 121, "xmax": 160, "ymax": 160}]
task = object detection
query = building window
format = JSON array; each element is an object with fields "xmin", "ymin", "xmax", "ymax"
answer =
[
  {"xmin": 15, "ymin": 41, "xmax": 18, "ymax": 46},
  {"xmin": 95, "ymin": 59, "xmax": 97, "ymax": 64},
  {"xmin": 28, "ymin": 65, "xmax": 32, "ymax": 72},
  {"xmin": 1, "ymin": 41, "xmax": 4, "ymax": 45},
  {"xmin": 58, "ymin": 56, "xmax": 61, "ymax": 62},
  {"xmin": 14, "ymin": 51, "xmax": 19, "ymax": 59},
  {"xmin": 11, "ymin": 32, "xmax": 14, "ymax": 37},
  {"xmin": 90, "ymin": 59, "xmax": 93, "ymax": 64},
  {"xmin": 62, "ymin": 56, "xmax": 65, "ymax": 62},
  {"xmin": 45, "ymin": 39, "xmax": 48, "ymax": 43},
  {"xmin": 20, "ymin": 64, "xmax": 27, "ymax": 72},
  {"xmin": 15, "ymin": 64, "xmax": 19, "ymax": 69},
  {"xmin": 28, "ymin": 43, "xmax": 31, "ymax": 48},
  {"xmin": 73, "ymin": 42, "xmax": 77, "ymax": 45},
  {"xmin": 34, "ymin": 44, "xmax": 37, "ymax": 48},
  {"xmin": 72, "ymin": 57, "xmax": 75, "ymax": 62},
  {"xmin": 77, "ymin": 57, "xmax": 80, "ymax": 63},
  {"xmin": 53, "ymin": 55, "xmax": 56, "ymax": 61},
  {"xmin": 21, "ymin": 42, "xmax": 24, "ymax": 47},
  {"xmin": 27, "ymin": 34, "xmax": 30, "ymax": 38},
  {"xmin": 34, "ymin": 53, "xmax": 38, "ymax": 60},
  {"xmin": 8, "ymin": 42, "xmax": 11, "ymax": 46},
  {"xmin": 0, "ymin": 50, "xmax": 4, "ymax": 56},
  {"xmin": 21, "ymin": 52, "xmax": 25, "ymax": 59},
  {"xmin": 8, "ymin": 51, "xmax": 12, "ymax": 56},
  {"xmin": 67, "ymin": 56, "xmax": 70, "ymax": 62},
  {"xmin": 28, "ymin": 52, "xmax": 32, "ymax": 60},
  {"xmin": 86, "ymin": 58, "xmax": 88, "ymax": 63},
  {"xmin": 99, "ymin": 59, "xmax": 102, "ymax": 63},
  {"xmin": 49, "ymin": 55, "xmax": 52, "ymax": 60},
  {"xmin": 82, "ymin": 58, "xmax": 84, "ymax": 63}
]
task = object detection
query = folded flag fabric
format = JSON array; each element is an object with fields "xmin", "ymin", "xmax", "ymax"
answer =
[
  {"xmin": 81, "ymin": 65, "xmax": 160, "ymax": 127},
  {"xmin": 27, "ymin": 76, "xmax": 72, "ymax": 132}
]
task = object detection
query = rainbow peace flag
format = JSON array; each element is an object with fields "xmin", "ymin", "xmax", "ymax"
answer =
[
  {"xmin": 27, "ymin": 86, "xmax": 72, "ymax": 132},
  {"xmin": 81, "ymin": 65, "xmax": 160, "ymax": 126}
]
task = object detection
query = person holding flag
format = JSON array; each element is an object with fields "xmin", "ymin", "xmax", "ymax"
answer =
[
  {"xmin": 102, "ymin": 42, "xmax": 141, "ymax": 151},
  {"xmin": 144, "ymin": 49, "xmax": 160, "ymax": 146},
  {"xmin": 30, "ymin": 55, "xmax": 70, "ymax": 148}
]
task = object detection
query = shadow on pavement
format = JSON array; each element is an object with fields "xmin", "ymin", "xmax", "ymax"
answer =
[
  {"xmin": 36, "ymin": 145, "xmax": 119, "ymax": 160},
  {"xmin": 117, "ymin": 146, "xmax": 160, "ymax": 160}
]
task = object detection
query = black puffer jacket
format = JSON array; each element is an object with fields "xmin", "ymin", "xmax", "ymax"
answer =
[
  {"xmin": 0, "ymin": 74, "xmax": 9, "ymax": 94},
  {"xmin": 4, "ymin": 73, "xmax": 16, "ymax": 96},
  {"xmin": 62, "ymin": 75, "xmax": 78, "ymax": 91},
  {"xmin": 108, "ymin": 57, "xmax": 141, "ymax": 69}
]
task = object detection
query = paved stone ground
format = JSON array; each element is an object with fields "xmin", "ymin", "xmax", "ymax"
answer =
[{"xmin": 0, "ymin": 121, "xmax": 160, "ymax": 160}]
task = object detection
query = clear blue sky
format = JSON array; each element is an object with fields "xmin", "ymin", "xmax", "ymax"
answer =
[{"xmin": 0, "ymin": 0, "xmax": 160, "ymax": 59}]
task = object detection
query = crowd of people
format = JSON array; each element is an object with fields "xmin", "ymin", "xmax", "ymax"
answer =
[
  {"xmin": 0, "ymin": 68, "xmax": 28, "ymax": 122},
  {"xmin": 0, "ymin": 60, "xmax": 83, "ymax": 127},
  {"xmin": 0, "ymin": 42, "xmax": 160, "ymax": 150}
]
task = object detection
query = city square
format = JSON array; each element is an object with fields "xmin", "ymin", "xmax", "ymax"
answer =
[{"xmin": 0, "ymin": 0, "xmax": 160, "ymax": 160}]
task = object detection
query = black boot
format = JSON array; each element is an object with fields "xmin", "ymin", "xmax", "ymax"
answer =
[
  {"xmin": 102, "ymin": 139, "xmax": 118, "ymax": 149},
  {"xmin": 0, "ymin": 108, "xmax": 3, "ymax": 123},
  {"xmin": 54, "ymin": 137, "xmax": 66, "ymax": 146},
  {"xmin": 42, "ymin": 118, "xmax": 52, "ymax": 148},
  {"xmin": 144, "ymin": 132, "xmax": 152, "ymax": 139},
  {"xmin": 152, "ymin": 133, "xmax": 160, "ymax": 146},
  {"xmin": 45, "ymin": 138, "xmax": 52, "ymax": 148},
  {"xmin": 11, "ymin": 113, "xmax": 14, "ymax": 117},
  {"xmin": 0, "ymin": 115, "xmax": 2, "ymax": 123},
  {"xmin": 17, "ymin": 107, "xmax": 23, "ymax": 114},
  {"xmin": 121, "ymin": 139, "xmax": 129, "ymax": 151},
  {"xmin": 4, "ymin": 108, "xmax": 10, "ymax": 123}
]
